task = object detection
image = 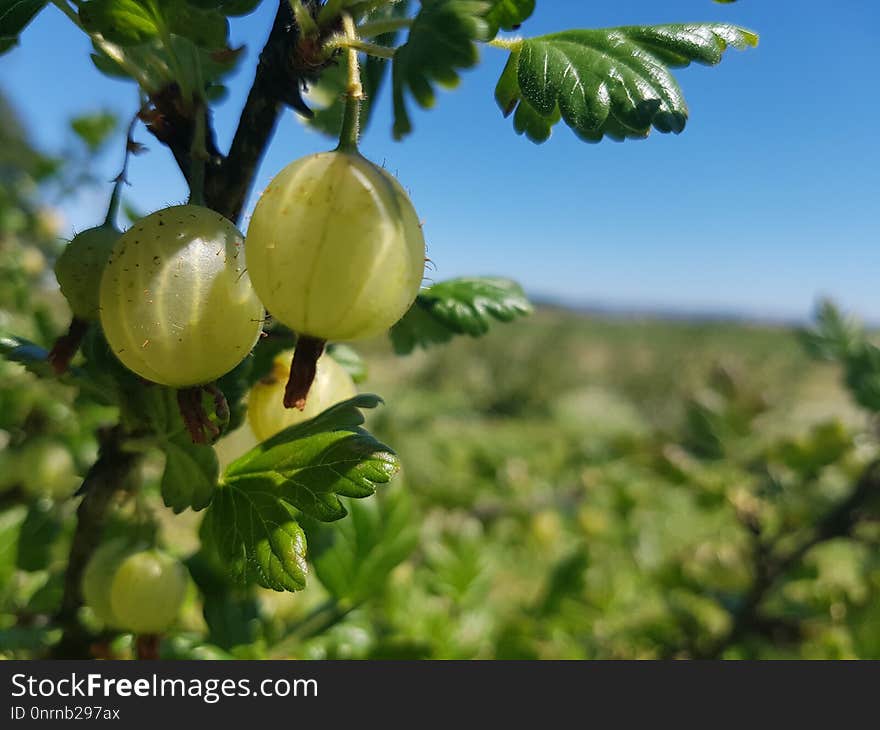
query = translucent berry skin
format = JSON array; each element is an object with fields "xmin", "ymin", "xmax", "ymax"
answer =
[
  {"xmin": 245, "ymin": 151, "xmax": 425, "ymax": 341},
  {"xmin": 109, "ymin": 550, "xmax": 188, "ymax": 634},
  {"xmin": 19, "ymin": 440, "xmax": 78, "ymax": 499},
  {"xmin": 99, "ymin": 205, "xmax": 264, "ymax": 388},
  {"xmin": 55, "ymin": 225, "xmax": 119, "ymax": 320},
  {"xmin": 82, "ymin": 539, "xmax": 135, "ymax": 627},
  {"xmin": 248, "ymin": 349, "xmax": 357, "ymax": 441}
]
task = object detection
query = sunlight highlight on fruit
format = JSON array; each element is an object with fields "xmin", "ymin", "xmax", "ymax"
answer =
[
  {"xmin": 246, "ymin": 151, "xmax": 425, "ymax": 342},
  {"xmin": 99, "ymin": 205, "xmax": 264, "ymax": 387}
]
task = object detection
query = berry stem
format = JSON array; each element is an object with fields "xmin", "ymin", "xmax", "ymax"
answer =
[
  {"xmin": 284, "ymin": 335, "xmax": 327, "ymax": 410},
  {"xmin": 48, "ymin": 317, "xmax": 90, "ymax": 375},
  {"xmin": 135, "ymin": 634, "xmax": 161, "ymax": 660},
  {"xmin": 336, "ymin": 12, "xmax": 364, "ymax": 153},
  {"xmin": 176, "ymin": 387, "xmax": 221, "ymax": 445}
]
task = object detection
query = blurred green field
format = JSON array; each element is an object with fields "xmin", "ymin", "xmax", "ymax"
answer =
[{"xmin": 310, "ymin": 308, "xmax": 876, "ymax": 660}]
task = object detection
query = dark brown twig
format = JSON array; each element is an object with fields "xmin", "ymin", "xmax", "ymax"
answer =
[
  {"xmin": 52, "ymin": 427, "xmax": 140, "ymax": 659},
  {"xmin": 205, "ymin": 1, "xmax": 328, "ymax": 222}
]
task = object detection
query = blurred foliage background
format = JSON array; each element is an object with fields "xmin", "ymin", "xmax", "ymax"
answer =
[{"xmin": 1, "ymin": 91, "xmax": 879, "ymax": 660}]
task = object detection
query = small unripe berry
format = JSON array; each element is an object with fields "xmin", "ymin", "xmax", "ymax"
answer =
[{"xmin": 55, "ymin": 225, "xmax": 119, "ymax": 320}]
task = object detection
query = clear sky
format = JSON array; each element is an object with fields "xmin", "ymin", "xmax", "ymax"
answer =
[{"xmin": 3, "ymin": 1, "xmax": 879, "ymax": 321}]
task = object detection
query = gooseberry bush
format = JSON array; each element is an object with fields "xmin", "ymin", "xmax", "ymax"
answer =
[{"xmin": 1, "ymin": 0, "xmax": 760, "ymax": 658}]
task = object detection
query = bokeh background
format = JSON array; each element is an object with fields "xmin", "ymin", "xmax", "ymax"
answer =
[{"xmin": 1, "ymin": 1, "xmax": 879, "ymax": 659}]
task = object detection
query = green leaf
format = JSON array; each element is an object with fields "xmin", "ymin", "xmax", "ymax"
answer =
[
  {"xmin": 0, "ymin": 0, "xmax": 48, "ymax": 55},
  {"xmin": 166, "ymin": 2, "xmax": 229, "ymax": 49},
  {"xmin": 186, "ymin": 549, "xmax": 263, "ymax": 649},
  {"xmin": 484, "ymin": 0, "xmax": 533, "ymax": 37},
  {"xmin": 391, "ymin": 277, "xmax": 532, "ymax": 354},
  {"xmin": 305, "ymin": 487, "xmax": 418, "ymax": 604},
  {"xmin": 160, "ymin": 436, "xmax": 219, "ymax": 513},
  {"xmin": 205, "ymin": 481, "xmax": 308, "ymax": 591},
  {"xmin": 496, "ymin": 24, "xmax": 757, "ymax": 143},
  {"xmin": 800, "ymin": 299, "xmax": 864, "ymax": 362},
  {"xmin": 801, "ymin": 301, "xmax": 880, "ymax": 414},
  {"xmin": 392, "ymin": 0, "xmax": 491, "ymax": 139},
  {"xmin": 771, "ymin": 420, "xmax": 853, "ymax": 480},
  {"xmin": 79, "ymin": 0, "xmax": 159, "ymax": 45},
  {"xmin": 184, "ymin": 0, "xmax": 261, "ymax": 16},
  {"xmin": 70, "ymin": 111, "xmax": 118, "ymax": 152},
  {"xmin": 389, "ymin": 300, "xmax": 457, "ymax": 353},
  {"xmin": 90, "ymin": 33, "xmax": 242, "ymax": 97},
  {"xmin": 225, "ymin": 395, "xmax": 398, "ymax": 521},
  {"xmin": 842, "ymin": 345, "xmax": 880, "ymax": 413},
  {"xmin": 79, "ymin": 0, "xmax": 228, "ymax": 49},
  {"xmin": 327, "ymin": 343, "xmax": 367, "ymax": 384},
  {"xmin": 205, "ymin": 396, "xmax": 398, "ymax": 592}
]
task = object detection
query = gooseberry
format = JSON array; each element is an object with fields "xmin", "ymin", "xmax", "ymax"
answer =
[
  {"xmin": 55, "ymin": 224, "xmax": 119, "ymax": 321},
  {"xmin": 19, "ymin": 439, "xmax": 78, "ymax": 499},
  {"xmin": 109, "ymin": 549, "xmax": 189, "ymax": 634},
  {"xmin": 248, "ymin": 348, "xmax": 357, "ymax": 441},
  {"xmin": 99, "ymin": 205, "xmax": 263, "ymax": 387},
  {"xmin": 245, "ymin": 151, "xmax": 425, "ymax": 408},
  {"xmin": 246, "ymin": 151, "xmax": 425, "ymax": 342},
  {"xmin": 82, "ymin": 538, "xmax": 134, "ymax": 626}
]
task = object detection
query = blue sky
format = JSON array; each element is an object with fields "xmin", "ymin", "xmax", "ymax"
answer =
[{"xmin": 3, "ymin": 1, "xmax": 879, "ymax": 321}]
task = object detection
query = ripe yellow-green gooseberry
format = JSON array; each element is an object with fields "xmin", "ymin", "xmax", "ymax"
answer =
[
  {"xmin": 99, "ymin": 205, "xmax": 264, "ymax": 388},
  {"xmin": 246, "ymin": 151, "xmax": 425, "ymax": 342},
  {"xmin": 109, "ymin": 549, "xmax": 189, "ymax": 635},
  {"xmin": 245, "ymin": 151, "xmax": 424, "ymax": 408},
  {"xmin": 248, "ymin": 348, "xmax": 357, "ymax": 441},
  {"xmin": 82, "ymin": 538, "xmax": 135, "ymax": 626},
  {"xmin": 84, "ymin": 542, "xmax": 189, "ymax": 634}
]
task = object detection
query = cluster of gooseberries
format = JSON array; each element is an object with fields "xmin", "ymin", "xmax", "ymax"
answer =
[{"xmin": 54, "ymin": 68, "xmax": 425, "ymax": 442}]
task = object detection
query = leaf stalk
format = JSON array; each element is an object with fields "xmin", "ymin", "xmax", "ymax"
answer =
[{"xmin": 336, "ymin": 12, "xmax": 365, "ymax": 152}]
